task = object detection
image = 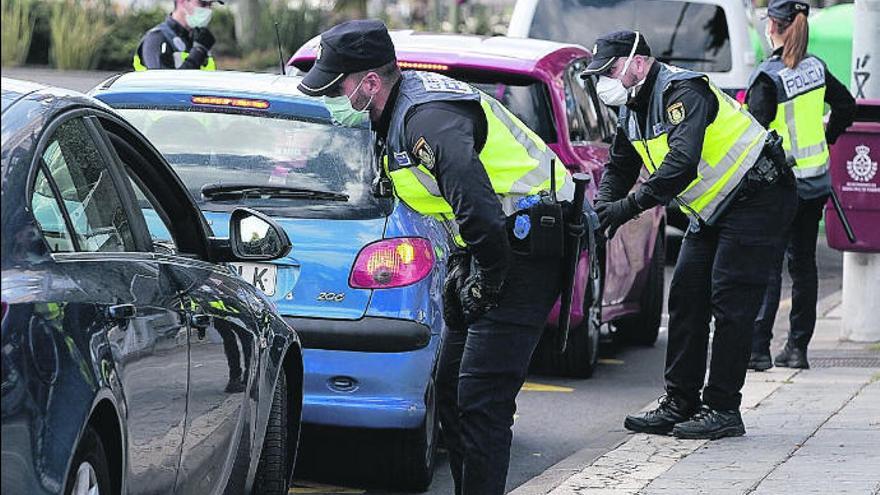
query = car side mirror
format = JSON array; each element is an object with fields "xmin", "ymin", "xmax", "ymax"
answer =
[{"xmin": 207, "ymin": 208, "xmax": 291, "ymax": 262}]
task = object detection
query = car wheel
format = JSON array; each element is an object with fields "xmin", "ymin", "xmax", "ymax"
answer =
[
  {"xmin": 65, "ymin": 426, "xmax": 112, "ymax": 495},
  {"xmin": 531, "ymin": 251, "xmax": 602, "ymax": 378},
  {"xmin": 253, "ymin": 371, "xmax": 290, "ymax": 495},
  {"xmin": 616, "ymin": 229, "xmax": 664, "ymax": 346},
  {"xmin": 387, "ymin": 380, "xmax": 438, "ymax": 491}
]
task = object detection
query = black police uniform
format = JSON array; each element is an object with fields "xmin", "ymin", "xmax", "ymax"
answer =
[
  {"xmin": 297, "ymin": 20, "xmax": 563, "ymax": 494},
  {"xmin": 385, "ymin": 99, "xmax": 562, "ymax": 494},
  {"xmin": 586, "ymin": 31, "xmax": 797, "ymax": 438},
  {"xmin": 748, "ymin": 46, "xmax": 856, "ymax": 368},
  {"xmin": 135, "ymin": 16, "xmax": 213, "ymax": 70}
]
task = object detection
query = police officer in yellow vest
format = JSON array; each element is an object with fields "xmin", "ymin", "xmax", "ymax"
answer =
[
  {"xmin": 582, "ymin": 31, "xmax": 797, "ymax": 439},
  {"xmin": 298, "ymin": 20, "xmax": 573, "ymax": 495},
  {"xmin": 747, "ymin": 0, "xmax": 856, "ymax": 372},
  {"xmin": 133, "ymin": 0, "xmax": 221, "ymax": 71}
]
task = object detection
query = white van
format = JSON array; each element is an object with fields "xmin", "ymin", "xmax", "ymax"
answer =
[{"xmin": 508, "ymin": 0, "xmax": 766, "ymax": 95}]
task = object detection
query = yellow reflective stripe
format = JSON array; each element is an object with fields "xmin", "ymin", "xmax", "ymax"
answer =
[
  {"xmin": 683, "ymin": 124, "xmax": 765, "ymax": 217},
  {"xmin": 133, "ymin": 54, "xmax": 146, "ymax": 71},
  {"xmin": 410, "ymin": 166, "xmax": 443, "ymax": 196},
  {"xmin": 773, "ymin": 89, "xmax": 828, "ymax": 172},
  {"xmin": 480, "ymin": 96, "xmax": 573, "ymax": 200},
  {"xmin": 133, "ymin": 51, "xmax": 216, "ymax": 71}
]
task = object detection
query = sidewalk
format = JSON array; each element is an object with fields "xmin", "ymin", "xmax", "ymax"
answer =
[{"xmin": 513, "ymin": 292, "xmax": 880, "ymax": 495}]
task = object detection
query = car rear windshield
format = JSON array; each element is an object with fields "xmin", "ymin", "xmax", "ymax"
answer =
[
  {"xmin": 529, "ymin": 0, "xmax": 732, "ymax": 73},
  {"xmin": 118, "ymin": 109, "xmax": 390, "ymax": 220},
  {"xmin": 434, "ymin": 70, "xmax": 556, "ymax": 144}
]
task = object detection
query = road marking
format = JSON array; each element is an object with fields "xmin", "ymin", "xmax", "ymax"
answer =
[
  {"xmin": 598, "ymin": 358, "xmax": 625, "ymax": 365},
  {"xmin": 521, "ymin": 382, "xmax": 574, "ymax": 392},
  {"xmin": 289, "ymin": 481, "xmax": 365, "ymax": 494}
]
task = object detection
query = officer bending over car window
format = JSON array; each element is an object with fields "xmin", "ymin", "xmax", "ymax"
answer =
[
  {"xmin": 299, "ymin": 20, "xmax": 576, "ymax": 495},
  {"xmin": 583, "ymin": 31, "xmax": 797, "ymax": 439},
  {"xmin": 133, "ymin": 0, "xmax": 223, "ymax": 71}
]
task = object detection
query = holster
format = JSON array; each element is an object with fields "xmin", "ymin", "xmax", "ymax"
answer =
[
  {"xmin": 506, "ymin": 191, "xmax": 565, "ymax": 259},
  {"xmin": 743, "ymin": 130, "xmax": 795, "ymax": 194}
]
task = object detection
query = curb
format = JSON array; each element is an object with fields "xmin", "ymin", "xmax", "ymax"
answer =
[{"xmin": 510, "ymin": 290, "xmax": 845, "ymax": 495}]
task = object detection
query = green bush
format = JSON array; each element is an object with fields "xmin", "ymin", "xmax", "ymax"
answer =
[
  {"xmin": 96, "ymin": 7, "xmax": 165, "ymax": 70},
  {"xmin": 1, "ymin": 0, "xmax": 35, "ymax": 67},
  {"xmin": 49, "ymin": 0, "xmax": 109, "ymax": 69}
]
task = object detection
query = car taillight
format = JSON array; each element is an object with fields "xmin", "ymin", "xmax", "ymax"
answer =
[{"xmin": 349, "ymin": 238, "xmax": 435, "ymax": 289}]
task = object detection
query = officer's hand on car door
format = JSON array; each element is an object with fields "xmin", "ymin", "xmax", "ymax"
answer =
[
  {"xmin": 459, "ymin": 271, "xmax": 503, "ymax": 324},
  {"xmin": 595, "ymin": 193, "xmax": 642, "ymax": 240}
]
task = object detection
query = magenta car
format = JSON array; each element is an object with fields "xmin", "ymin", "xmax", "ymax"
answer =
[{"xmin": 290, "ymin": 32, "xmax": 665, "ymax": 377}]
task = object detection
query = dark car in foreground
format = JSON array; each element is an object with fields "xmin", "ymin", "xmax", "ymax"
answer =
[{"xmin": 1, "ymin": 78, "xmax": 304, "ymax": 495}]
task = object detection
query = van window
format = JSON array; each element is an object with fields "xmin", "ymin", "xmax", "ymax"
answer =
[{"xmin": 530, "ymin": 0, "xmax": 732, "ymax": 73}]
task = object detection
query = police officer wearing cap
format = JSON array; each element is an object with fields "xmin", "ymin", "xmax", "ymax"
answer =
[
  {"xmin": 583, "ymin": 30, "xmax": 797, "ymax": 439},
  {"xmin": 298, "ymin": 20, "xmax": 574, "ymax": 494},
  {"xmin": 747, "ymin": 0, "xmax": 856, "ymax": 372},
  {"xmin": 133, "ymin": 0, "xmax": 222, "ymax": 71}
]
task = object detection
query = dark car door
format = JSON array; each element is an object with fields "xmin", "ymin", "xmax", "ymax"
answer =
[
  {"xmin": 99, "ymin": 120, "xmax": 264, "ymax": 495},
  {"xmin": 27, "ymin": 113, "xmax": 189, "ymax": 494}
]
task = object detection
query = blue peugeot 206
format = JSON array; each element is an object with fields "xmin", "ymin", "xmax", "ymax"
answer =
[{"xmin": 92, "ymin": 70, "xmax": 448, "ymax": 490}]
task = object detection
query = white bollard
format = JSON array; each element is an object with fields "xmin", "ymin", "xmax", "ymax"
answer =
[
  {"xmin": 840, "ymin": 253, "xmax": 880, "ymax": 342},
  {"xmin": 842, "ymin": 0, "xmax": 880, "ymax": 343}
]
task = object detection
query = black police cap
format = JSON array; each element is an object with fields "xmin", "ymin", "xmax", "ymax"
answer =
[
  {"xmin": 767, "ymin": 0, "xmax": 809, "ymax": 21},
  {"xmin": 580, "ymin": 30, "xmax": 652, "ymax": 78},
  {"xmin": 298, "ymin": 19, "xmax": 396, "ymax": 96}
]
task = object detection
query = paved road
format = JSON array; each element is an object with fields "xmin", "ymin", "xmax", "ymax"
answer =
[
  {"xmin": 292, "ymin": 241, "xmax": 842, "ymax": 495},
  {"xmin": 6, "ymin": 68, "xmax": 845, "ymax": 495}
]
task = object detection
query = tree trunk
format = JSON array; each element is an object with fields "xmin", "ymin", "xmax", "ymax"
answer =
[{"xmin": 235, "ymin": 0, "xmax": 262, "ymax": 51}]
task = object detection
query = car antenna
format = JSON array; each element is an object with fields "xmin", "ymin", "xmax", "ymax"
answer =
[{"xmin": 274, "ymin": 22, "xmax": 286, "ymax": 75}]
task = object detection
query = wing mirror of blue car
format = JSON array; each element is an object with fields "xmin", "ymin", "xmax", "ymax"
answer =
[{"xmin": 207, "ymin": 207, "xmax": 292, "ymax": 262}]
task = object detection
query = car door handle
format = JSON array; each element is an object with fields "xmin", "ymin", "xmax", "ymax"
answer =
[
  {"xmin": 107, "ymin": 304, "xmax": 136, "ymax": 321},
  {"xmin": 189, "ymin": 313, "xmax": 212, "ymax": 329}
]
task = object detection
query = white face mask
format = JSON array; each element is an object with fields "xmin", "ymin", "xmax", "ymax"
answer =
[
  {"xmin": 596, "ymin": 31, "xmax": 644, "ymax": 107},
  {"xmin": 186, "ymin": 5, "xmax": 212, "ymax": 28},
  {"xmin": 765, "ymin": 23, "xmax": 775, "ymax": 50}
]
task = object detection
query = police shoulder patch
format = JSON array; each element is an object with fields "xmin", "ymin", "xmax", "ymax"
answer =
[
  {"xmin": 413, "ymin": 136, "xmax": 436, "ymax": 169},
  {"xmin": 666, "ymin": 101, "xmax": 686, "ymax": 125}
]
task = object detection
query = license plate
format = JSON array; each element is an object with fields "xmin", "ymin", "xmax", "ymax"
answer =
[{"xmin": 231, "ymin": 262, "xmax": 277, "ymax": 296}]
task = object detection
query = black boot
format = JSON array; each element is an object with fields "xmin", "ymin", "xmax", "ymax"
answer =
[
  {"xmin": 624, "ymin": 395, "xmax": 699, "ymax": 435},
  {"xmin": 775, "ymin": 344, "xmax": 809, "ymax": 369},
  {"xmin": 748, "ymin": 352, "xmax": 773, "ymax": 371},
  {"xmin": 672, "ymin": 406, "xmax": 745, "ymax": 440}
]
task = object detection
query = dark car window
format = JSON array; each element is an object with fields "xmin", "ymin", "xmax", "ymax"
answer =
[
  {"xmin": 531, "ymin": 0, "xmax": 732, "ymax": 73},
  {"xmin": 31, "ymin": 167, "xmax": 75, "ymax": 253},
  {"xmin": 38, "ymin": 118, "xmax": 136, "ymax": 252},
  {"xmin": 126, "ymin": 173, "xmax": 177, "ymax": 254},
  {"xmin": 118, "ymin": 109, "xmax": 388, "ymax": 220}
]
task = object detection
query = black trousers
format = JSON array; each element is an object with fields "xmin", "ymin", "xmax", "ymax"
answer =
[
  {"xmin": 665, "ymin": 179, "xmax": 797, "ymax": 410},
  {"xmin": 437, "ymin": 254, "xmax": 561, "ymax": 495},
  {"xmin": 753, "ymin": 194, "xmax": 828, "ymax": 355}
]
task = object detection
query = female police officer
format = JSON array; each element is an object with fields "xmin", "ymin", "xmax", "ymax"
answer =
[
  {"xmin": 583, "ymin": 30, "xmax": 796, "ymax": 439},
  {"xmin": 748, "ymin": 0, "xmax": 856, "ymax": 371}
]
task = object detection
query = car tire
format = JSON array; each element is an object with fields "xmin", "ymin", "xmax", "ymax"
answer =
[
  {"xmin": 616, "ymin": 229, "xmax": 664, "ymax": 346},
  {"xmin": 531, "ymin": 251, "xmax": 602, "ymax": 378},
  {"xmin": 387, "ymin": 381, "xmax": 438, "ymax": 491},
  {"xmin": 65, "ymin": 426, "xmax": 112, "ymax": 495},
  {"xmin": 253, "ymin": 371, "xmax": 290, "ymax": 495}
]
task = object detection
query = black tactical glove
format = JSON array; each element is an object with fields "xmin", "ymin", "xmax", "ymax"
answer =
[
  {"xmin": 442, "ymin": 252, "xmax": 471, "ymax": 331},
  {"xmin": 595, "ymin": 193, "xmax": 641, "ymax": 240},
  {"xmin": 459, "ymin": 271, "xmax": 504, "ymax": 324},
  {"xmin": 193, "ymin": 28, "xmax": 216, "ymax": 52}
]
